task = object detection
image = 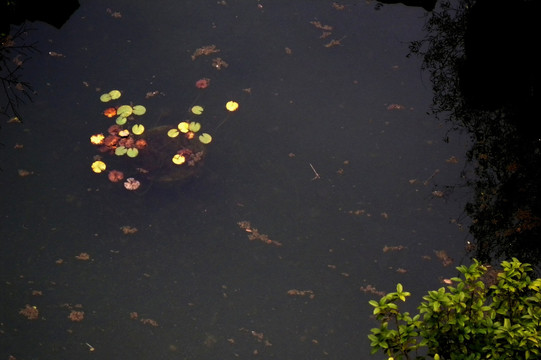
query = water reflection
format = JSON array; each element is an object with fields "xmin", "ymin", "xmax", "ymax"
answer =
[{"xmin": 409, "ymin": 0, "xmax": 541, "ymax": 270}]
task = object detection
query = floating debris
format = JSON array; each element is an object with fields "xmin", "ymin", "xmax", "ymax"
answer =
[
  {"xmin": 120, "ymin": 225, "xmax": 138, "ymax": 235},
  {"xmin": 287, "ymin": 289, "xmax": 315, "ymax": 299},
  {"xmin": 191, "ymin": 45, "xmax": 220, "ymax": 60},
  {"xmin": 309, "ymin": 20, "xmax": 333, "ymax": 31},
  {"xmin": 360, "ymin": 285, "xmax": 386, "ymax": 297},
  {"xmin": 68, "ymin": 310, "xmax": 85, "ymax": 322},
  {"xmin": 382, "ymin": 245, "xmax": 406, "ymax": 253},
  {"xmin": 386, "ymin": 103, "xmax": 406, "ymax": 110},
  {"xmin": 332, "ymin": 2, "xmax": 346, "ymax": 10},
  {"xmin": 324, "ymin": 37, "xmax": 346, "ymax": 48},
  {"xmin": 211, "ymin": 57, "xmax": 228, "ymax": 70},
  {"xmin": 75, "ymin": 253, "xmax": 90, "ymax": 261},
  {"xmin": 434, "ymin": 249, "xmax": 453, "ymax": 267},
  {"xmin": 17, "ymin": 169, "xmax": 33, "ymax": 177},
  {"xmin": 19, "ymin": 304, "xmax": 39, "ymax": 320},
  {"xmin": 237, "ymin": 221, "xmax": 282, "ymax": 247},
  {"xmin": 106, "ymin": 8, "xmax": 122, "ymax": 18},
  {"xmin": 48, "ymin": 51, "xmax": 65, "ymax": 58},
  {"xmin": 446, "ymin": 156, "xmax": 459, "ymax": 164}
]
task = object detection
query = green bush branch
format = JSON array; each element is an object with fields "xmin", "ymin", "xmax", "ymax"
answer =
[{"xmin": 368, "ymin": 258, "xmax": 541, "ymax": 360}]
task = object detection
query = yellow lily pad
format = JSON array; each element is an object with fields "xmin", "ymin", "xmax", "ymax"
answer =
[
  {"xmin": 167, "ymin": 129, "xmax": 180, "ymax": 138},
  {"xmin": 172, "ymin": 154, "xmax": 186, "ymax": 165},
  {"xmin": 132, "ymin": 124, "xmax": 145, "ymax": 135},
  {"xmin": 91, "ymin": 160, "xmax": 106, "ymax": 173},
  {"xmin": 226, "ymin": 101, "xmax": 239, "ymax": 112},
  {"xmin": 90, "ymin": 133, "xmax": 105, "ymax": 145},
  {"xmin": 178, "ymin": 122, "xmax": 189, "ymax": 133}
]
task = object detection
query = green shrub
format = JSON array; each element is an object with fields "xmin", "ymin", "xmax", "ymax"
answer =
[{"xmin": 368, "ymin": 258, "xmax": 541, "ymax": 359}]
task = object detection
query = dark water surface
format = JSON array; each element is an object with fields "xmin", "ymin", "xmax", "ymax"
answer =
[{"xmin": 1, "ymin": 1, "xmax": 472, "ymax": 359}]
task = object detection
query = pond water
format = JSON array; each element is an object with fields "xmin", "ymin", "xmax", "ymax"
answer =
[{"xmin": 1, "ymin": 1, "xmax": 473, "ymax": 359}]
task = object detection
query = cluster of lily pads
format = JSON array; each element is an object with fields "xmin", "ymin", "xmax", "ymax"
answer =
[
  {"xmin": 89, "ymin": 89, "xmax": 220, "ymax": 189},
  {"xmin": 91, "ymin": 89, "xmax": 148, "ymax": 158},
  {"xmin": 90, "ymin": 90, "xmax": 150, "ymax": 190}
]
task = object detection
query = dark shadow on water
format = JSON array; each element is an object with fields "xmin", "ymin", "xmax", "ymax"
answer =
[{"xmin": 409, "ymin": 0, "xmax": 541, "ymax": 271}]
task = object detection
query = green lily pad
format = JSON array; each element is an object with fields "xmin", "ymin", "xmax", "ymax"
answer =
[
  {"xmin": 100, "ymin": 93, "xmax": 112, "ymax": 102},
  {"xmin": 109, "ymin": 90, "xmax": 121, "ymax": 100},
  {"xmin": 188, "ymin": 122, "xmax": 201, "ymax": 132},
  {"xmin": 126, "ymin": 148, "xmax": 139, "ymax": 158},
  {"xmin": 116, "ymin": 116, "xmax": 127, "ymax": 125},
  {"xmin": 132, "ymin": 105, "xmax": 146, "ymax": 115},
  {"xmin": 115, "ymin": 146, "xmax": 127, "ymax": 156},
  {"xmin": 117, "ymin": 105, "xmax": 133, "ymax": 117},
  {"xmin": 191, "ymin": 105, "xmax": 204, "ymax": 115},
  {"xmin": 199, "ymin": 133, "xmax": 212, "ymax": 144}
]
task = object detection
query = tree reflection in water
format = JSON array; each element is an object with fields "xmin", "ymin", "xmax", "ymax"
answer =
[{"xmin": 409, "ymin": 0, "xmax": 541, "ymax": 270}]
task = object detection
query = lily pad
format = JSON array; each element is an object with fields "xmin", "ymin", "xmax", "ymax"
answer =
[
  {"xmin": 226, "ymin": 101, "xmax": 239, "ymax": 112},
  {"xmin": 167, "ymin": 129, "xmax": 180, "ymax": 138},
  {"xmin": 188, "ymin": 122, "xmax": 201, "ymax": 132},
  {"xmin": 115, "ymin": 146, "xmax": 128, "ymax": 156},
  {"xmin": 172, "ymin": 154, "xmax": 186, "ymax": 165},
  {"xmin": 126, "ymin": 148, "xmax": 139, "ymax": 158},
  {"xmin": 117, "ymin": 105, "xmax": 133, "ymax": 117},
  {"xmin": 116, "ymin": 116, "xmax": 128, "ymax": 125},
  {"xmin": 132, "ymin": 105, "xmax": 146, "ymax": 115},
  {"xmin": 178, "ymin": 122, "xmax": 189, "ymax": 133},
  {"xmin": 91, "ymin": 160, "xmax": 106, "ymax": 173},
  {"xmin": 100, "ymin": 93, "xmax": 112, "ymax": 102},
  {"xmin": 109, "ymin": 90, "xmax": 121, "ymax": 100},
  {"xmin": 132, "ymin": 124, "xmax": 145, "ymax": 135},
  {"xmin": 191, "ymin": 105, "xmax": 204, "ymax": 115},
  {"xmin": 199, "ymin": 133, "xmax": 212, "ymax": 144}
]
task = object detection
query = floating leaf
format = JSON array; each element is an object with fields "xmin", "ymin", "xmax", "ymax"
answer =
[
  {"xmin": 199, "ymin": 133, "xmax": 212, "ymax": 144},
  {"xmin": 132, "ymin": 105, "xmax": 146, "ymax": 115},
  {"xmin": 117, "ymin": 105, "xmax": 133, "ymax": 117},
  {"xmin": 172, "ymin": 154, "xmax": 186, "ymax": 165},
  {"xmin": 167, "ymin": 129, "xmax": 179, "ymax": 138},
  {"xmin": 188, "ymin": 122, "xmax": 201, "ymax": 132},
  {"xmin": 91, "ymin": 160, "xmax": 106, "ymax": 173},
  {"xmin": 109, "ymin": 90, "xmax": 121, "ymax": 99},
  {"xmin": 103, "ymin": 107, "xmax": 117, "ymax": 118},
  {"xmin": 178, "ymin": 122, "xmax": 189, "ymax": 133},
  {"xmin": 90, "ymin": 134, "xmax": 105, "ymax": 145},
  {"xmin": 116, "ymin": 116, "xmax": 127, "ymax": 125},
  {"xmin": 126, "ymin": 148, "xmax": 139, "ymax": 158},
  {"xmin": 100, "ymin": 93, "xmax": 112, "ymax": 102},
  {"xmin": 132, "ymin": 124, "xmax": 145, "ymax": 135},
  {"xmin": 225, "ymin": 101, "xmax": 239, "ymax": 112},
  {"xmin": 191, "ymin": 105, "xmax": 204, "ymax": 115},
  {"xmin": 115, "ymin": 146, "xmax": 127, "ymax": 156}
]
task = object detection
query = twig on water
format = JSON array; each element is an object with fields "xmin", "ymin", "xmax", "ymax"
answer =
[
  {"xmin": 309, "ymin": 163, "xmax": 320, "ymax": 180},
  {"xmin": 423, "ymin": 169, "xmax": 440, "ymax": 186}
]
